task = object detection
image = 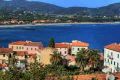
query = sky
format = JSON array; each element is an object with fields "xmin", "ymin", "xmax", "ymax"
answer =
[{"xmin": 29, "ymin": 0, "xmax": 120, "ymax": 8}]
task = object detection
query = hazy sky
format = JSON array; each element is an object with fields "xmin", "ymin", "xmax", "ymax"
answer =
[{"xmin": 29, "ymin": 0, "xmax": 120, "ymax": 8}]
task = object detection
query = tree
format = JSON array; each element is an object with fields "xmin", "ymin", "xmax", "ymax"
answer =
[
  {"xmin": 76, "ymin": 49, "xmax": 88, "ymax": 71},
  {"xmin": 50, "ymin": 51, "xmax": 62, "ymax": 65},
  {"xmin": 88, "ymin": 50, "xmax": 100, "ymax": 69},
  {"xmin": 29, "ymin": 62, "xmax": 46, "ymax": 80},
  {"xmin": 24, "ymin": 54, "xmax": 28, "ymax": 69},
  {"xmin": 48, "ymin": 38, "xmax": 55, "ymax": 48},
  {"xmin": 76, "ymin": 49, "xmax": 101, "ymax": 72}
]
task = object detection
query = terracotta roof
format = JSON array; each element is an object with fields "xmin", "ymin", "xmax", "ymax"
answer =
[
  {"xmin": 55, "ymin": 43, "xmax": 70, "ymax": 48},
  {"xmin": 16, "ymin": 51, "xmax": 28, "ymax": 56},
  {"xmin": 9, "ymin": 41, "xmax": 43, "ymax": 47},
  {"xmin": 105, "ymin": 43, "xmax": 120, "ymax": 52},
  {"xmin": 29, "ymin": 54, "xmax": 36, "ymax": 58},
  {"xmin": 0, "ymin": 63, "xmax": 8, "ymax": 67},
  {"xmin": 0, "ymin": 48, "xmax": 13, "ymax": 54},
  {"xmin": 71, "ymin": 40, "xmax": 89, "ymax": 47}
]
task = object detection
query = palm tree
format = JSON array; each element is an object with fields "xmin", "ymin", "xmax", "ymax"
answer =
[
  {"xmin": 88, "ymin": 50, "xmax": 99, "ymax": 68},
  {"xmin": 76, "ymin": 49, "xmax": 88, "ymax": 71},
  {"xmin": 50, "ymin": 51, "xmax": 63, "ymax": 65},
  {"xmin": 76, "ymin": 49, "xmax": 100, "ymax": 72}
]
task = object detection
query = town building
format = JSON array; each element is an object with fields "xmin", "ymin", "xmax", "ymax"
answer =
[
  {"xmin": 0, "ymin": 48, "xmax": 13, "ymax": 64},
  {"xmin": 9, "ymin": 41, "xmax": 43, "ymax": 55},
  {"xmin": 9, "ymin": 41, "xmax": 43, "ymax": 63},
  {"xmin": 55, "ymin": 42, "xmax": 70, "ymax": 56},
  {"xmin": 104, "ymin": 43, "xmax": 120, "ymax": 73},
  {"xmin": 71, "ymin": 40, "xmax": 89, "ymax": 55}
]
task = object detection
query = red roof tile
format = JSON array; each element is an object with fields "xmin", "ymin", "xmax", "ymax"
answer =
[
  {"xmin": 9, "ymin": 41, "xmax": 43, "ymax": 47},
  {"xmin": 29, "ymin": 54, "xmax": 36, "ymax": 58},
  {"xmin": 0, "ymin": 48, "xmax": 13, "ymax": 54},
  {"xmin": 55, "ymin": 43, "xmax": 70, "ymax": 48},
  {"xmin": 16, "ymin": 51, "xmax": 28, "ymax": 56},
  {"xmin": 105, "ymin": 43, "xmax": 120, "ymax": 52},
  {"xmin": 71, "ymin": 40, "xmax": 89, "ymax": 47}
]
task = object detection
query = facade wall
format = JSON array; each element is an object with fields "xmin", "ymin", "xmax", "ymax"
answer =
[
  {"xmin": 56, "ymin": 48, "xmax": 69, "ymax": 56},
  {"xmin": 24, "ymin": 46, "xmax": 39, "ymax": 54},
  {"xmin": 104, "ymin": 48, "xmax": 120, "ymax": 73},
  {"xmin": 9, "ymin": 44, "xmax": 39, "ymax": 54},
  {"xmin": 9, "ymin": 45, "xmax": 25, "ymax": 51},
  {"xmin": 71, "ymin": 46, "xmax": 88, "ymax": 55},
  {"xmin": 0, "ymin": 54, "xmax": 9, "ymax": 64}
]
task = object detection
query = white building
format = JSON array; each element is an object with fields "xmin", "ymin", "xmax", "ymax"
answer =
[
  {"xmin": 104, "ymin": 43, "xmax": 120, "ymax": 73},
  {"xmin": 71, "ymin": 40, "xmax": 89, "ymax": 55},
  {"xmin": 55, "ymin": 42, "xmax": 70, "ymax": 56}
]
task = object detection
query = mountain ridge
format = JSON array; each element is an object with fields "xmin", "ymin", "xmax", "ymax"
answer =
[{"xmin": 0, "ymin": 0, "xmax": 120, "ymax": 16}]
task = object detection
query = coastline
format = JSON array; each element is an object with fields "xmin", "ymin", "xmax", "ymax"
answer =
[{"xmin": 0, "ymin": 22, "xmax": 120, "ymax": 27}]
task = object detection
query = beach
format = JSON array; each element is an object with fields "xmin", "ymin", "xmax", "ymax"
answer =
[{"xmin": 0, "ymin": 22, "xmax": 120, "ymax": 27}]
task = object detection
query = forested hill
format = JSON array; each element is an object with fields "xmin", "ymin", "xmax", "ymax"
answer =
[{"xmin": 0, "ymin": 0, "xmax": 120, "ymax": 16}]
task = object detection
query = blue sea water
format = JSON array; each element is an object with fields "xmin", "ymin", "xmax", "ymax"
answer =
[{"xmin": 0, "ymin": 24, "xmax": 120, "ymax": 51}]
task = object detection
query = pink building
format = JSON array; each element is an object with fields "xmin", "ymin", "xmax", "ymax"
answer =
[
  {"xmin": 55, "ymin": 42, "xmax": 70, "ymax": 56},
  {"xmin": 55, "ymin": 40, "xmax": 89, "ymax": 56},
  {"xmin": 9, "ymin": 41, "xmax": 43, "ymax": 55}
]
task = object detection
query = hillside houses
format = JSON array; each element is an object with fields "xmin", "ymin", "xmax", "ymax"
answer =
[{"xmin": 104, "ymin": 43, "xmax": 120, "ymax": 73}]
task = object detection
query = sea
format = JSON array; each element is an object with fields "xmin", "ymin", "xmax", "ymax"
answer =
[{"xmin": 0, "ymin": 23, "xmax": 120, "ymax": 52}]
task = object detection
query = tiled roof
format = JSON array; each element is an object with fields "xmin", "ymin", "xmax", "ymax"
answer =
[
  {"xmin": 105, "ymin": 43, "xmax": 120, "ymax": 52},
  {"xmin": 55, "ymin": 43, "xmax": 70, "ymax": 48},
  {"xmin": 9, "ymin": 41, "xmax": 43, "ymax": 47},
  {"xmin": 29, "ymin": 54, "xmax": 36, "ymax": 58},
  {"xmin": 0, "ymin": 48, "xmax": 13, "ymax": 54},
  {"xmin": 16, "ymin": 51, "xmax": 28, "ymax": 56},
  {"xmin": 71, "ymin": 40, "xmax": 89, "ymax": 47},
  {"xmin": 0, "ymin": 63, "xmax": 8, "ymax": 67}
]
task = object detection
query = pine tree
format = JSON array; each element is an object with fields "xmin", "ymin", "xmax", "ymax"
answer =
[{"xmin": 48, "ymin": 38, "xmax": 55, "ymax": 48}]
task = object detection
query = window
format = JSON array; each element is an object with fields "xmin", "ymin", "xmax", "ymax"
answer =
[
  {"xmin": 31, "ymin": 48, "xmax": 33, "ymax": 50},
  {"xmin": 65, "ymin": 51, "xmax": 66, "ymax": 54},
  {"xmin": 27, "ymin": 48, "xmax": 28, "ymax": 50},
  {"xmin": 104, "ymin": 58, "xmax": 106, "ymax": 62},
  {"xmin": 22, "ymin": 47, "xmax": 24, "ymax": 49},
  {"xmin": 111, "ymin": 61, "xmax": 112, "ymax": 64},
  {"xmin": 19, "ymin": 47, "xmax": 21, "ymax": 49},
  {"xmin": 111, "ymin": 52, "xmax": 113, "ymax": 56},
  {"xmin": 78, "ymin": 48, "xmax": 80, "ymax": 51},
  {"xmin": 60, "ymin": 52, "xmax": 61, "ymax": 54},
  {"xmin": 72, "ymin": 48, "xmax": 74, "ymax": 51},
  {"xmin": 114, "ymin": 61, "xmax": 116, "ymax": 65},
  {"xmin": 16, "ymin": 46, "xmax": 18, "ymax": 49},
  {"xmin": 117, "ymin": 63, "xmax": 119, "ymax": 67},
  {"xmin": 118, "ymin": 54, "xmax": 119, "ymax": 58},
  {"xmin": 3, "ymin": 54, "xmax": 5, "ymax": 57}
]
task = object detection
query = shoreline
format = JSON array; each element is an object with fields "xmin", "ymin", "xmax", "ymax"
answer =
[{"xmin": 0, "ymin": 22, "xmax": 120, "ymax": 27}]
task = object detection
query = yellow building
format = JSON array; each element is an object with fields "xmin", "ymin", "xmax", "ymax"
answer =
[{"xmin": 0, "ymin": 48, "xmax": 13, "ymax": 64}]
